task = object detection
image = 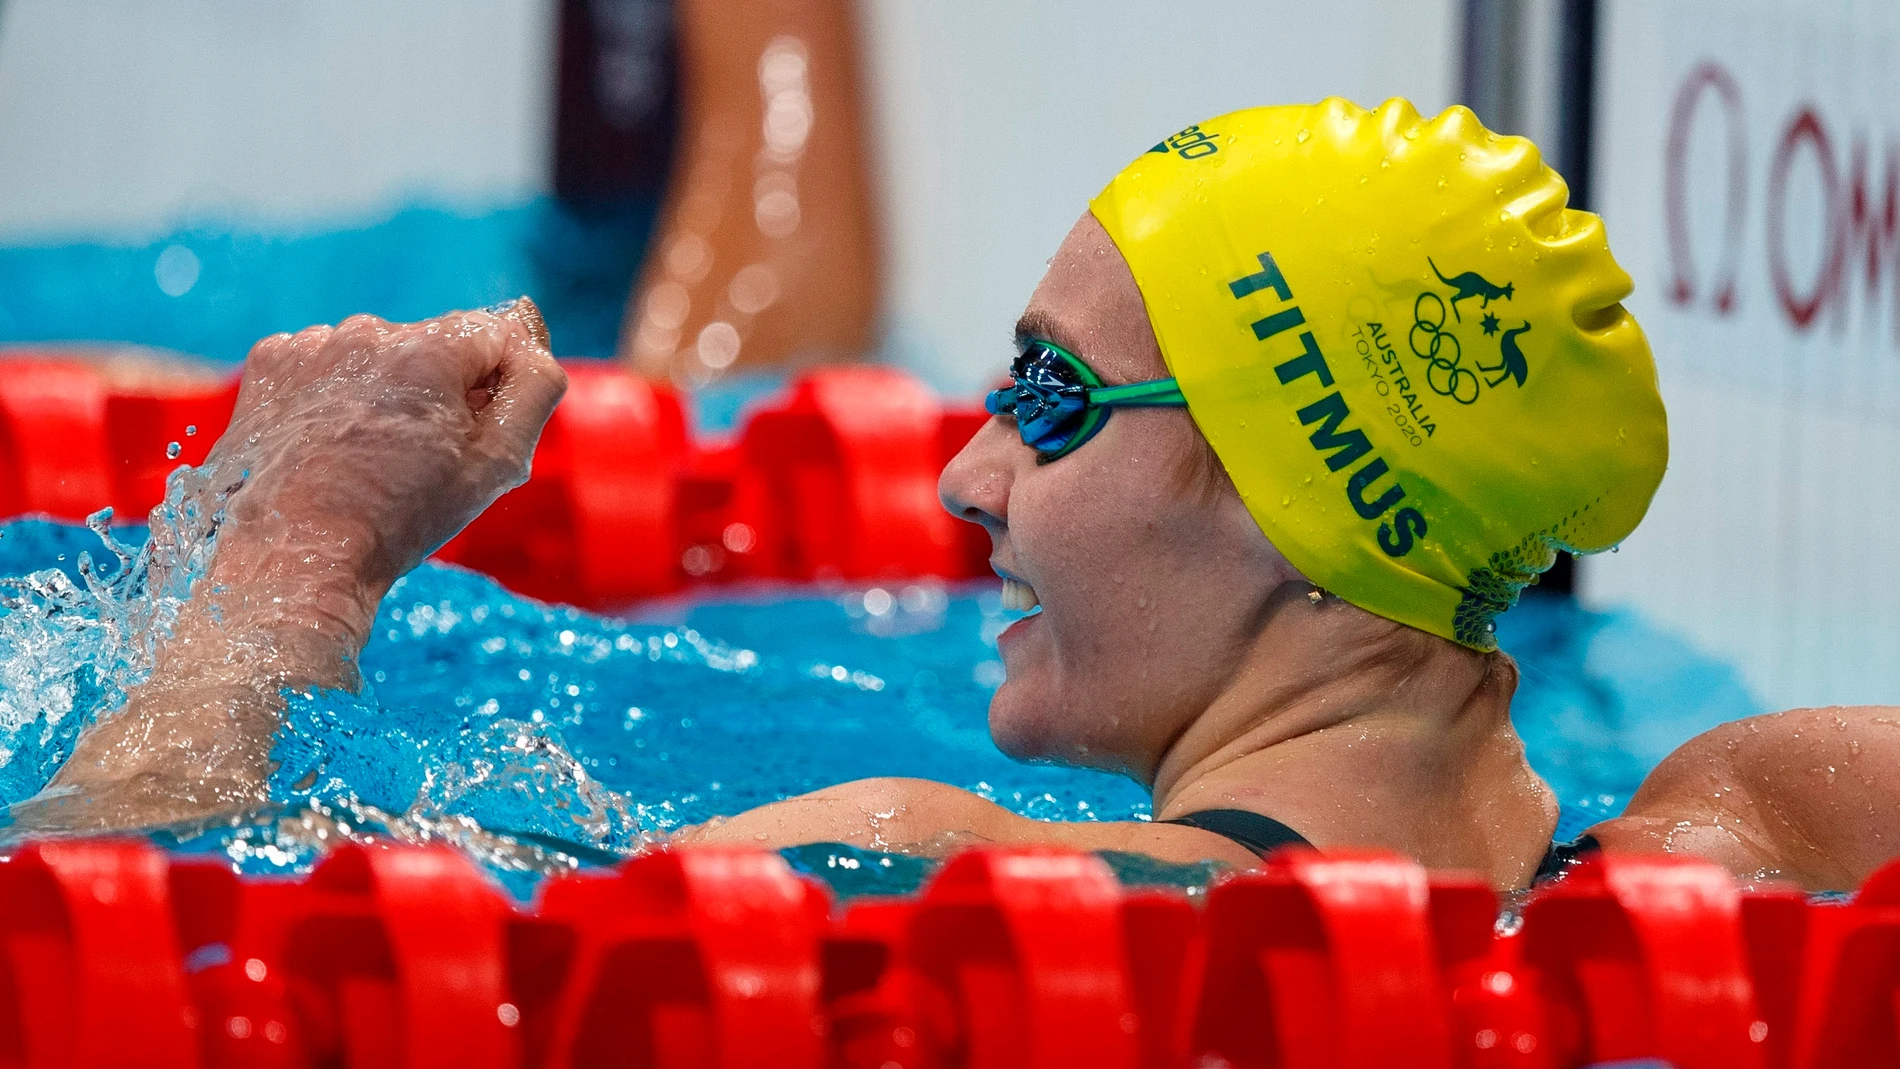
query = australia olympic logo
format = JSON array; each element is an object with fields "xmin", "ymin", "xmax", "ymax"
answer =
[
  {"xmin": 1410, "ymin": 293, "xmax": 1476, "ymax": 403},
  {"xmin": 1407, "ymin": 260, "xmax": 1531, "ymax": 406}
]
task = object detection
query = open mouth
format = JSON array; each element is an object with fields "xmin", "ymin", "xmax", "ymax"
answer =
[{"xmin": 1001, "ymin": 577, "xmax": 1041, "ymax": 612}]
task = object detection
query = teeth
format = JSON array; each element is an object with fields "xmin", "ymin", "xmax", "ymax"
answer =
[{"xmin": 1002, "ymin": 578, "xmax": 1041, "ymax": 612}]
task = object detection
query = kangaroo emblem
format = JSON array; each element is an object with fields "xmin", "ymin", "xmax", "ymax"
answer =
[
  {"xmin": 1479, "ymin": 322, "xmax": 1531, "ymax": 389},
  {"xmin": 1428, "ymin": 258, "xmax": 1514, "ymax": 321}
]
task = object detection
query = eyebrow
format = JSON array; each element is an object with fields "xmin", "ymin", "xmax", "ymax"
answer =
[
  {"xmin": 1012, "ymin": 309, "xmax": 1082, "ymax": 355},
  {"xmin": 1010, "ymin": 309, "xmax": 1132, "ymax": 386}
]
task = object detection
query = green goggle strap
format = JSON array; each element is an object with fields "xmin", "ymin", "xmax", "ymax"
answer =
[
  {"xmin": 1029, "ymin": 342, "xmax": 1189, "ymax": 461},
  {"xmin": 1088, "ymin": 377, "xmax": 1188, "ymax": 406},
  {"xmin": 1041, "ymin": 341, "xmax": 1187, "ymax": 407}
]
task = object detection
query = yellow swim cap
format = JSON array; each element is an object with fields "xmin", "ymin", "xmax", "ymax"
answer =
[{"xmin": 1090, "ymin": 99, "xmax": 1667, "ymax": 650}]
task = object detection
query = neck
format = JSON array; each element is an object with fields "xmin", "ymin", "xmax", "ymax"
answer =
[{"xmin": 1148, "ymin": 595, "xmax": 1558, "ymax": 888}]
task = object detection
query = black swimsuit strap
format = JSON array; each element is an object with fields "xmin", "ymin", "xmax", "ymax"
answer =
[
  {"xmin": 1160, "ymin": 808, "xmax": 1311, "ymax": 859},
  {"xmin": 1164, "ymin": 810, "xmax": 1598, "ymax": 883},
  {"xmin": 1533, "ymin": 833, "xmax": 1601, "ymax": 884}
]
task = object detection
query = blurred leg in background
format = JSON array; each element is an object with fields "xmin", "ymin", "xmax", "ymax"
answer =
[{"xmin": 619, "ymin": 0, "xmax": 879, "ymax": 386}]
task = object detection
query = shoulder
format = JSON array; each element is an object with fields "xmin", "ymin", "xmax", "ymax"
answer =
[
  {"xmin": 1590, "ymin": 706, "xmax": 1900, "ymax": 889},
  {"xmin": 795, "ymin": 777, "xmax": 1021, "ymax": 833}
]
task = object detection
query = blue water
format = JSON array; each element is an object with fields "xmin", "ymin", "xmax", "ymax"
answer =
[
  {"xmin": 0, "ymin": 196, "xmax": 658, "ymax": 362},
  {"xmin": 0, "ymin": 518, "xmax": 1760, "ymax": 895}
]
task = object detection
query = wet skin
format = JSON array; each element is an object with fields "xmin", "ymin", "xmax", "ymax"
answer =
[
  {"xmin": 22, "ymin": 226, "xmax": 1900, "ymax": 891},
  {"xmin": 15, "ymin": 303, "xmax": 567, "ymax": 831}
]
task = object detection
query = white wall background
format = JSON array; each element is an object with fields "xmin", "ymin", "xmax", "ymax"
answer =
[
  {"xmin": 857, "ymin": 0, "xmax": 1462, "ymax": 394},
  {"xmin": 0, "ymin": 0, "xmax": 1459, "ymax": 388},
  {"xmin": 20, "ymin": 0, "xmax": 1858, "ymax": 708},
  {"xmin": 1586, "ymin": 0, "xmax": 1900, "ymax": 709},
  {"xmin": 0, "ymin": 0, "xmax": 558, "ymax": 240}
]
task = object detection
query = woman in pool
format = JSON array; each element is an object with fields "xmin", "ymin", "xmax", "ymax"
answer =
[{"xmin": 27, "ymin": 99, "xmax": 1900, "ymax": 890}]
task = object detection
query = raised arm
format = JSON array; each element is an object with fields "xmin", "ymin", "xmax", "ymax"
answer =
[
  {"xmin": 12, "ymin": 303, "xmax": 566, "ymax": 832},
  {"xmin": 1590, "ymin": 705, "xmax": 1900, "ymax": 890}
]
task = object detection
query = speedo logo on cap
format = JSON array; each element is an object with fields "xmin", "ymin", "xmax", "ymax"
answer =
[
  {"xmin": 1227, "ymin": 251, "xmax": 1428, "ymax": 558},
  {"xmin": 1147, "ymin": 124, "xmax": 1220, "ymax": 160}
]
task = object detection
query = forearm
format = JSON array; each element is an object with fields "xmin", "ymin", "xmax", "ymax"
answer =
[
  {"xmin": 40, "ymin": 521, "xmax": 386, "ymax": 824},
  {"xmin": 675, "ymin": 777, "xmax": 1261, "ymax": 866},
  {"xmin": 678, "ymin": 779, "xmax": 1002, "ymax": 855},
  {"xmin": 176, "ymin": 516, "xmax": 388, "ymax": 691}
]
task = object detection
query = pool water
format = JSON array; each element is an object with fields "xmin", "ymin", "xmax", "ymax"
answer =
[{"xmin": 0, "ymin": 516, "xmax": 1760, "ymax": 897}]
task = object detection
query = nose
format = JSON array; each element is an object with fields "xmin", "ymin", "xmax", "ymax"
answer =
[{"xmin": 939, "ymin": 416, "xmax": 1018, "ymax": 534}]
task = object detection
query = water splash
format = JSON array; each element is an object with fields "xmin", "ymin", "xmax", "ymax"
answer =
[
  {"xmin": 0, "ymin": 501, "xmax": 1761, "ymax": 899},
  {"xmin": 0, "ymin": 459, "xmax": 228, "ymax": 801},
  {"xmin": 0, "ymin": 454, "xmax": 697, "ymax": 883}
]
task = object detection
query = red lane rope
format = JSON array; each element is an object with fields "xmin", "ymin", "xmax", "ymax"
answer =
[
  {"xmin": 0, "ymin": 837, "xmax": 1873, "ymax": 1068},
  {"xmin": 0, "ymin": 357, "xmax": 994, "ymax": 607}
]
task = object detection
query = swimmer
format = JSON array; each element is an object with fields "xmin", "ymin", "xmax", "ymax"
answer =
[{"xmin": 21, "ymin": 100, "xmax": 1899, "ymax": 890}]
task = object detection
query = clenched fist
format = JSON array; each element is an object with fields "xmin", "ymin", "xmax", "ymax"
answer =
[
  {"xmin": 16, "ymin": 301, "xmax": 567, "ymax": 833},
  {"xmin": 211, "ymin": 300, "xmax": 567, "ymax": 591}
]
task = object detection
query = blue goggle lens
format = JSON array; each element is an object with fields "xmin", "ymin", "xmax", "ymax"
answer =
[
  {"xmin": 984, "ymin": 343, "xmax": 1099, "ymax": 459},
  {"xmin": 983, "ymin": 341, "xmax": 1187, "ymax": 462}
]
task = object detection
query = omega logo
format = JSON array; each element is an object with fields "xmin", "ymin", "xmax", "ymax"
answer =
[{"xmin": 1663, "ymin": 59, "xmax": 1899, "ymax": 339}]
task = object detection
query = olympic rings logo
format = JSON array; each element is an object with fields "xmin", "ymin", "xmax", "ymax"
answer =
[{"xmin": 1409, "ymin": 293, "xmax": 1480, "ymax": 405}]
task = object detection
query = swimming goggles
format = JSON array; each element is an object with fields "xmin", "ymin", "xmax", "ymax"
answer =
[{"xmin": 984, "ymin": 340, "xmax": 1188, "ymax": 461}]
